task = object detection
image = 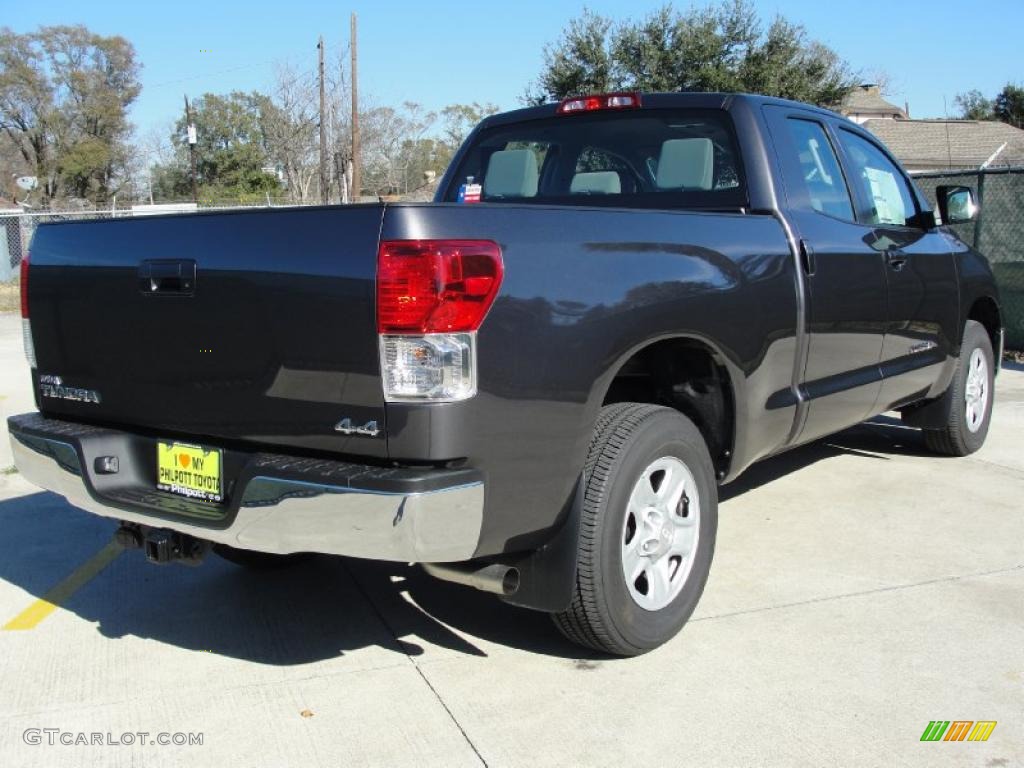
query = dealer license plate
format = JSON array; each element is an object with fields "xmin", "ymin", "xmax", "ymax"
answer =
[{"xmin": 156, "ymin": 441, "xmax": 223, "ymax": 503}]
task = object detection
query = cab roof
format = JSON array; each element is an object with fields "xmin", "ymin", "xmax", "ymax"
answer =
[{"xmin": 479, "ymin": 92, "xmax": 842, "ymax": 130}]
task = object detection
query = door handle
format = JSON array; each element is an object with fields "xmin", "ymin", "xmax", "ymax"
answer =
[
  {"xmin": 139, "ymin": 260, "xmax": 196, "ymax": 295},
  {"xmin": 799, "ymin": 239, "xmax": 816, "ymax": 276},
  {"xmin": 886, "ymin": 251, "xmax": 908, "ymax": 272}
]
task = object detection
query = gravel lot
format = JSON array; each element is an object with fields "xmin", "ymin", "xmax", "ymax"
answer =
[{"xmin": 1, "ymin": 310, "xmax": 1021, "ymax": 767}]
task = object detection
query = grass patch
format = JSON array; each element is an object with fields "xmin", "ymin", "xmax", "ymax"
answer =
[
  {"xmin": 0, "ymin": 466, "xmax": 18, "ymax": 475},
  {"xmin": 0, "ymin": 281, "xmax": 18, "ymax": 313}
]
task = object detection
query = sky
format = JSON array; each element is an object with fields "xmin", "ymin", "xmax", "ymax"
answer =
[{"xmin": 5, "ymin": 0, "xmax": 1022, "ymax": 151}]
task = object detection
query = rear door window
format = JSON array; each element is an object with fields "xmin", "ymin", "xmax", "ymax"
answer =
[
  {"xmin": 783, "ymin": 118, "xmax": 854, "ymax": 221},
  {"xmin": 445, "ymin": 110, "xmax": 747, "ymax": 211}
]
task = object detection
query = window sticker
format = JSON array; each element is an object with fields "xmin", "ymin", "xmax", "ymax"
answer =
[
  {"xmin": 457, "ymin": 176, "xmax": 482, "ymax": 204},
  {"xmin": 864, "ymin": 167, "xmax": 904, "ymax": 225}
]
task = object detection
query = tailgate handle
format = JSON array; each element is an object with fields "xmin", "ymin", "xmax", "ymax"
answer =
[{"xmin": 139, "ymin": 260, "xmax": 196, "ymax": 295}]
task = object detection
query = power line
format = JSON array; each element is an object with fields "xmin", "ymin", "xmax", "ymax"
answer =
[
  {"xmin": 147, "ymin": 60, "xmax": 278, "ymax": 90},
  {"xmin": 146, "ymin": 44, "xmax": 331, "ymax": 91}
]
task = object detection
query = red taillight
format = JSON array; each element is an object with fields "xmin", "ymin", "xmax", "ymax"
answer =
[
  {"xmin": 557, "ymin": 92, "xmax": 642, "ymax": 114},
  {"xmin": 377, "ymin": 240, "xmax": 503, "ymax": 334},
  {"xmin": 20, "ymin": 251, "xmax": 36, "ymax": 367},
  {"xmin": 20, "ymin": 252, "xmax": 29, "ymax": 318}
]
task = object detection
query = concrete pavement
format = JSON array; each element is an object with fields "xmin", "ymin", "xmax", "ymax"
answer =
[{"xmin": 0, "ymin": 309, "xmax": 1021, "ymax": 767}]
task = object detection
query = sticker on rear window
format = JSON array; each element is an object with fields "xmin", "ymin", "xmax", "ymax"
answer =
[{"xmin": 457, "ymin": 177, "xmax": 482, "ymax": 204}]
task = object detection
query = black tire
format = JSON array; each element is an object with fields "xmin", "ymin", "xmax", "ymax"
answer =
[
  {"xmin": 923, "ymin": 320, "xmax": 995, "ymax": 456},
  {"xmin": 553, "ymin": 403, "xmax": 718, "ymax": 656},
  {"xmin": 213, "ymin": 544, "xmax": 311, "ymax": 570}
]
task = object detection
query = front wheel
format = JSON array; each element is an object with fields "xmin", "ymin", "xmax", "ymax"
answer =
[
  {"xmin": 924, "ymin": 320, "xmax": 995, "ymax": 456},
  {"xmin": 553, "ymin": 403, "xmax": 718, "ymax": 656}
]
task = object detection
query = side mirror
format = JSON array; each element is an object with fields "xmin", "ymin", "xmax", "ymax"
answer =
[{"xmin": 936, "ymin": 185, "xmax": 978, "ymax": 225}]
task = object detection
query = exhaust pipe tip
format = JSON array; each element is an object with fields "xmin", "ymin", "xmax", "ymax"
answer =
[
  {"xmin": 422, "ymin": 562, "xmax": 520, "ymax": 597},
  {"xmin": 499, "ymin": 566, "xmax": 520, "ymax": 596}
]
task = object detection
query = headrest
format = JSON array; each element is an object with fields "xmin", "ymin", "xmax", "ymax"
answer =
[
  {"xmin": 483, "ymin": 149, "xmax": 539, "ymax": 198},
  {"xmin": 570, "ymin": 171, "xmax": 622, "ymax": 195},
  {"xmin": 655, "ymin": 138, "xmax": 714, "ymax": 190}
]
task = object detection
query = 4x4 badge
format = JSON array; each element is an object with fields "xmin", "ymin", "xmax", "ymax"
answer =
[{"xmin": 334, "ymin": 418, "xmax": 380, "ymax": 437}]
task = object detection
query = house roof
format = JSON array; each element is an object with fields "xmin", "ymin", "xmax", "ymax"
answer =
[
  {"xmin": 863, "ymin": 118, "xmax": 1024, "ymax": 170},
  {"xmin": 840, "ymin": 85, "xmax": 907, "ymax": 118}
]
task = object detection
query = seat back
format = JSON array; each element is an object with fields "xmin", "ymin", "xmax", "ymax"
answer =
[
  {"xmin": 570, "ymin": 171, "xmax": 622, "ymax": 195},
  {"xmin": 655, "ymin": 138, "xmax": 714, "ymax": 190},
  {"xmin": 483, "ymin": 149, "xmax": 539, "ymax": 198}
]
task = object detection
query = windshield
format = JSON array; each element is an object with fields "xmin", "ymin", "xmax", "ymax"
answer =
[{"xmin": 444, "ymin": 109, "xmax": 747, "ymax": 210}]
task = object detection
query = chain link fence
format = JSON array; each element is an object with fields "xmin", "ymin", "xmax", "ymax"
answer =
[
  {"xmin": 912, "ymin": 167, "xmax": 1024, "ymax": 350},
  {"xmin": 3, "ymin": 210, "xmax": 122, "ymax": 283}
]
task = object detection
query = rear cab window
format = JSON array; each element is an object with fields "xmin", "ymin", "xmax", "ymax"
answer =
[{"xmin": 444, "ymin": 109, "xmax": 747, "ymax": 211}]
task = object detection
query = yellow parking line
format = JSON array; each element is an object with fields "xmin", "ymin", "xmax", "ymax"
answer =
[{"xmin": 2, "ymin": 541, "xmax": 123, "ymax": 631}]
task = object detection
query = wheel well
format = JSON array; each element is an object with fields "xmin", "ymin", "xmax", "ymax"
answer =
[
  {"xmin": 602, "ymin": 339, "xmax": 735, "ymax": 477},
  {"xmin": 968, "ymin": 296, "xmax": 1001, "ymax": 355}
]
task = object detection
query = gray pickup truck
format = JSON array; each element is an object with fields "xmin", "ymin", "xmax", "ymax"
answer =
[{"xmin": 10, "ymin": 92, "xmax": 1001, "ymax": 655}]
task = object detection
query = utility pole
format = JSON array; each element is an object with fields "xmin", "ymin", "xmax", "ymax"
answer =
[
  {"xmin": 334, "ymin": 151, "xmax": 347, "ymax": 204},
  {"xmin": 350, "ymin": 13, "xmax": 361, "ymax": 203},
  {"xmin": 318, "ymin": 37, "xmax": 329, "ymax": 205},
  {"xmin": 184, "ymin": 95, "xmax": 198, "ymax": 203}
]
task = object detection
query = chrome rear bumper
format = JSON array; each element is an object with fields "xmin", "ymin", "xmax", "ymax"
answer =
[{"xmin": 8, "ymin": 413, "xmax": 484, "ymax": 562}]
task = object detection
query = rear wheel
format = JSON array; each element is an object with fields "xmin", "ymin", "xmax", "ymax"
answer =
[
  {"xmin": 553, "ymin": 403, "xmax": 718, "ymax": 656},
  {"xmin": 924, "ymin": 320, "xmax": 995, "ymax": 456}
]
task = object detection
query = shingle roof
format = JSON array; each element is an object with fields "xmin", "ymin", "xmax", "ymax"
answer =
[
  {"xmin": 841, "ymin": 87, "xmax": 906, "ymax": 117},
  {"xmin": 862, "ymin": 118, "xmax": 1024, "ymax": 170}
]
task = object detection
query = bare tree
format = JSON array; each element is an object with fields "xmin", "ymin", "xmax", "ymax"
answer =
[
  {"xmin": 359, "ymin": 101, "xmax": 436, "ymax": 196},
  {"xmin": 260, "ymin": 51, "xmax": 354, "ymax": 204},
  {"xmin": 326, "ymin": 47, "xmax": 352, "ymax": 202},
  {"xmin": 126, "ymin": 121, "xmax": 177, "ymax": 202},
  {"xmin": 261, "ymin": 63, "xmax": 320, "ymax": 204}
]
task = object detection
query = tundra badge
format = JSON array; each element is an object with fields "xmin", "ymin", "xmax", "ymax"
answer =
[{"xmin": 39, "ymin": 374, "xmax": 102, "ymax": 404}]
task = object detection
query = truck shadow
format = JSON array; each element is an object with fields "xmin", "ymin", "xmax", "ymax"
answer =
[
  {"xmin": 0, "ymin": 417, "xmax": 928, "ymax": 665},
  {"xmin": 0, "ymin": 490, "xmax": 586, "ymax": 663},
  {"xmin": 722, "ymin": 415, "xmax": 932, "ymax": 501}
]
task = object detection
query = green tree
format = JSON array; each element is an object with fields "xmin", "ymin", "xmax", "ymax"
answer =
[
  {"xmin": 0, "ymin": 25, "xmax": 140, "ymax": 205},
  {"xmin": 525, "ymin": 10, "xmax": 615, "ymax": 104},
  {"xmin": 994, "ymin": 84, "xmax": 1024, "ymax": 129},
  {"xmin": 526, "ymin": 1, "xmax": 855, "ymax": 107},
  {"xmin": 153, "ymin": 91, "xmax": 281, "ymax": 201},
  {"xmin": 954, "ymin": 90, "xmax": 994, "ymax": 120},
  {"xmin": 954, "ymin": 84, "xmax": 1023, "ymax": 127}
]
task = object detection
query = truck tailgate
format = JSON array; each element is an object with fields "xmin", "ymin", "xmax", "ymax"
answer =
[{"xmin": 27, "ymin": 205, "xmax": 387, "ymax": 458}]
